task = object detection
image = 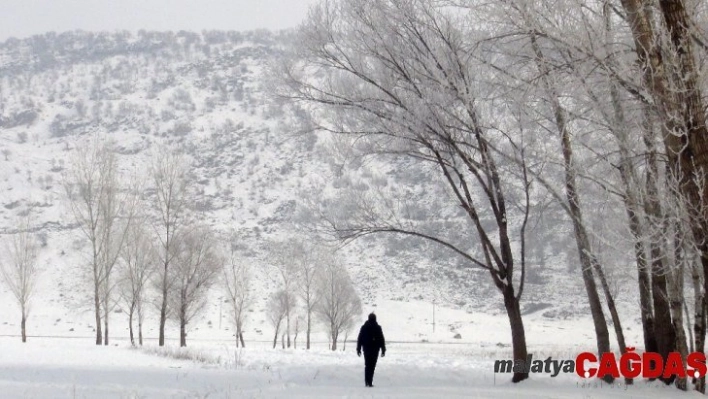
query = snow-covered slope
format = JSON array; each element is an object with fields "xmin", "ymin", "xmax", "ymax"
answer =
[{"xmin": 0, "ymin": 30, "xmax": 640, "ymax": 348}]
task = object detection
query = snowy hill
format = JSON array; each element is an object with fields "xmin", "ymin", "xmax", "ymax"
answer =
[{"xmin": 0, "ymin": 30, "xmax": 639, "ymax": 347}]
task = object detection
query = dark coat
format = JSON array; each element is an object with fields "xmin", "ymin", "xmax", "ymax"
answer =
[{"xmin": 357, "ymin": 320, "xmax": 386, "ymax": 355}]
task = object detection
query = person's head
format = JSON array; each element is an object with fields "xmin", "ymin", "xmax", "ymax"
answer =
[{"xmin": 368, "ymin": 313, "xmax": 377, "ymax": 323}]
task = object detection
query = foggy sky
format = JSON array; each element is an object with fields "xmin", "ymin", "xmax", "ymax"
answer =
[{"xmin": 1, "ymin": 0, "xmax": 318, "ymax": 41}]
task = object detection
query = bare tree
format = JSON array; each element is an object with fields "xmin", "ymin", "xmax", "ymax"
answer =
[
  {"xmin": 315, "ymin": 257, "xmax": 361, "ymax": 351},
  {"xmin": 118, "ymin": 220, "xmax": 155, "ymax": 346},
  {"xmin": 267, "ymin": 289, "xmax": 291, "ymax": 349},
  {"xmin": 223, "ymin": 248, "xmax": 252, "ymax": 348},
  {"xmin": 269, "ymin": 240, "xmax": 301, "ymax": 348},
  {"xmin": 0, "ymin": 215, "xmax": 40, "ymax": 342},
  {"xmin": 63, "ymin": 138, "xmax": 135, "ymax": 345},
  {"xmin": 151, "ymin": 148, "xmax": 191, "ymax": 347},
  {"xmin": 282, "ymin": 0, "xmax": 532, "ymax": 380},
  {"xmin": 273, "ymin": 237, "xmax": 321, "ymax": 349},
  {"xmin": 169, "ymin": 225, "xmax": 222, "ymax": 347}
]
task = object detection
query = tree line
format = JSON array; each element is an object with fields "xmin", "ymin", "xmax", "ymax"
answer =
[{"xmin": 0, "ymin": 138, "xmax": 361, "ymax": 351}]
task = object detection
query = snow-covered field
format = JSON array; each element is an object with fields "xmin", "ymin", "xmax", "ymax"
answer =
[
  {"xmin": 0, "ymin": 299, "xmax": 699, "ymax": 399},
  {"xmin": 0, "ymin": 335, "xmax": 695, "ymax": 399}
]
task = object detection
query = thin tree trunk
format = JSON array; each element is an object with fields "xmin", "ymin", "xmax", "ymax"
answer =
[
  {"xmin": 591, "ymin": 258, "xmax": 630, "ymax": 384},
  {"xmin": 128, "ymin": 303, "xmax": 135, "ymax": 346},
  {"xmin": 159, "ymin": 265, "xmax": 168, "ymax": 347},
  {"xmin": 331, "ymin": 330, "xmax": 337, "ymax": 351},
  {"xmin": 180, "ymin": 301, "xmax": 187, "ymax": 347},
  {"xmin": 623, "ymin": 193, "xmax": 655, "ymax": 353},
  {"xmin": 272, "ymin": 322, "xmax": 280, "ymax": 349},
  {"xmin": 94, "ymin": 283, "xmax": 102, "ymax": 345},
  {"xmin": 137, "ymin": 301, "xmax": 144, "ymax": 346},
  {"xmin": 306, "ymin": 311, "xmax": 311, "ymax": 350},
  {"xmin": 21, "ymin": 312, "xmax": 27, "ymax": 343},
  {"xmin": 103, "ymin": 301, "xmax": 109, "ymax": 346},
  {"xmin": 530, "ymin": 36, "xmax": 613, "ymax": 383},
  {"xmin": 605, "ymin": 7, "xmax": 655, "ymax": 355},
  {"xmin": 138, "ymin": 318, "xmax": 143, "ymax": 346},
  {"xmin": 670, "ymin": 224, "xmax": 689, "ymax": 390},
  {"xmin": 235, "ymin": 322, "xmax": 240, "ymax": 348},
  {"xmin": 239, "ymin": 332, "xmax": 245, "ymax": 348},
  {"xmin": 286, "ymin": 311, "xmax": 291, "ymax": 348}
]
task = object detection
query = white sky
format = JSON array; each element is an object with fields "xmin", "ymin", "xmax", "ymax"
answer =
[{"xmin": 0, "ymin": 0, "xmax": 319, "ymax": 41}]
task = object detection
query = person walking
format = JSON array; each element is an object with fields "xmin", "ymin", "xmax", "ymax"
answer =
[{"xmin": 356, "ymin": 313, "xmax": 386, "ymax": 387}]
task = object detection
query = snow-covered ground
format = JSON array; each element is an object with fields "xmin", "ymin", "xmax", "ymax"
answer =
[
  {"xmin": 0, "ymin": 335, "xmax": 696, "ymax": 399},
  {"xmin": 0, "ymin": 298, "xmax": 699, "ymax": 399}
]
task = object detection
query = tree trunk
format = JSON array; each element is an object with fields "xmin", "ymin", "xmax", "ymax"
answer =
[
  {"xmin": 624, "ymin": 194, "xmax": 656, "ymax": 354},
  {"xmin": 138, "ymin": 302, "xmax": 144, "ymax": 346},
  {"xmin": 650, "ymin": 243, "xmax": 676, "ymax": 384},
  {"xmin": 103, "ymin": 302, "xmax": 109, "ymax": 346},
  {"xmin": 94, "ymin": 284, "xmax": 102, "ymax": 345},
  {"xmin": 306, "ymin": 311, "xmax": 311, "ymax": 350},
  {"xmin": 286, "ymin": 311, "xmax": 291, "ymax": 348},
  {"xmin": 502, "ymin": 286, "xmax": 528, "ymax": 383},
  {"xmin": 670, "ymin": 227, "xmax": 689, "ymax": 390},
  {"xmin": 239, "ymin": 332, "xmax": 245, "ymax": 348},
  {"xmin": 128, "ymin": 303, "xmax": 135, "ymax": 346},
  {"xmin": 591, "ymin": 258, "xmax": 630, "ymax": 384},
  {"xmin": 608, "ymin": 30, "xmax": 655, "ymax": 357},
  {"xmin": 644, "ymin": 131, "xmax": 677, "ymax": 384},
  {"xmin": 530, "ymin": 35, "xmax": 613, "ymax": 383},
  {"xmin": 272, "ymin": 322, "xmax": 280, "ymax": 349},
  {"xmin": 21, "ymin": 312, "xmax": 27, "ymax": 343},
  {"xmin": 235, "ymin": 323, "xmax": 241, "ymax": 348},
  {"xmin": 331, "ymin": 331, "xmax": 337, "ymax": 351},
  {"xmin": 159, "ymin": 260, "xmax": 168, "ymax": 347},
  {"xmin": 281, "ymin": 332, "xmax": 285, "ymax": 349},
  {"xmin": 180, "ymin": 302, "xmax": 187, "ymax": 347},
  {"xmin": 560, "ymin": 105, "xmax": 613, "ymax": 382}
]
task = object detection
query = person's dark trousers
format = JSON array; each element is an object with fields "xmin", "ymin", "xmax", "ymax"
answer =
[{"xmin": 364, "ymin": 350, "xmax": 379, "ymax": 386}]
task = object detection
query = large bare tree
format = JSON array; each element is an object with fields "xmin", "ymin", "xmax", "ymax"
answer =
[
  {"xmin": 169, "ymin": 225, "xmax": 222, "ymax": 347},
  {"xmin": 315, "ymin": 256, "xmax": 361, "ymax": 351},
  {"xmin": 281, "ymin": 0, "xmax": 532, "ymax": 381},
  {"xmin": 63, "ymin": 138, "xmax": 136, "ymax": 345},
  {"xmin": 151, "ymin": 147, "xmax": 191, "ymax": 347}
]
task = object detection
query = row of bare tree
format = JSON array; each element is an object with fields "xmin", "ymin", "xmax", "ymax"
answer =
[
  {"xmin": 62, "ymin": 139, "xmax": 226, "ymax": 347},
  {"xmin": 266, "ymin": 238, "xmax": 362, "ymax": 351},
  {"xmin": 49, "ymin": 138, "xmax": 361, "ymax": 350},
  {"xmin": 279, "ymin": 0, "xmax": 708, "ymax": 390},
  {"xmin": 1, "ymin": 139, "xmax": 363, "ymax": 351}
]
